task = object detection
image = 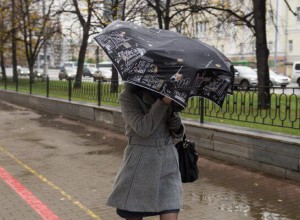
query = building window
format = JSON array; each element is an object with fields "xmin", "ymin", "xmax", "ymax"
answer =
[
  {"xmin": 239, "ymin": 43, "xmax": 244, "ymax": 53},
  {"xmin": 288, "ymin": 40, "xmax": 293, "ymax": 52},
  {"xmin": 268, "ymin": 41, "xmax": 273, "ymax": 52},
  {"xmin": 297, "ymin": 7, "xmax": 300, "ymax": 22},
  {"xmin": 196, "ymin": 21, "xmax": 207, "ymax": 38}
]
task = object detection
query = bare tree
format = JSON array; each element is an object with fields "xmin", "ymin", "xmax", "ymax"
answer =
[
  {"xmin": 0, "ymin": 0, "xmax": 20, "ymax": 79},
  {"xmin": 0, "ymin": 1, "xmax": 10, "ymax": 78},
  {"xmin": 204, "ymin": 0, "xmax": 270, "ymax": 107},
  {"xmin": 59, "ymin": 0, "xmax": 95, "ymax": 88},
  {"xmin": 59, "ymin": 0, "xmax": 147, "ymax": 90},
  {"xmin": 198, "ymin": 0, "xmax": 297, "ymax": 108},
  {"xmin": 143, "ymin": 0, "xmax": 202, "ymax": 30},
  {"xmin": 18, "ymin": 0, "xmax": 59, "ymax": 81},
  {"xmin": 59, "ymin": 0, "xmax": 142, "ymax": 88},
  {"xmin": 11, "ymin": 0, "xmax": 18, "ymax": 81},
  {"xmin": 253, "ymin": 0, "xmax": 270, "ymax": 108}
]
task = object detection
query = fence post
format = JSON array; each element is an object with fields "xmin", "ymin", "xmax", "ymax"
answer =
[
  {"xmin": 68, "ymin": 78, "xmax": 72, "ymax": 101},
  {"xmin": 29, "ymin": 75, "xmax": 32, "ymax": 94},
  {"xmin": 16, "ymin": 75, "xmax": 18, "ymax": 92},
  {"xmin": 46, "ymin": 76, "xmax": 49, "ymax": 98},
  {"xmin": 199, "ymin": 97, "xmax": 204, "ymax": 123},
  {"xmin": 97, "ymin": 79, "xmax": 101, "ymax": 106},
  {"xmin": 4, "ymin": 76, "xmax": 7, "ymax": 90}
]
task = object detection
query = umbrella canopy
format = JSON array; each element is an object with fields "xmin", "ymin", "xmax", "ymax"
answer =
[{"xmin": 94, "ymin": 20, "xmax": 234, "ymax": 108}]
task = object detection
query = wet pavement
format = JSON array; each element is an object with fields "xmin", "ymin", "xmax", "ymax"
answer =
[{"xmin": 0, "ymin": 100, "xmax": 300, "ymax": 220}]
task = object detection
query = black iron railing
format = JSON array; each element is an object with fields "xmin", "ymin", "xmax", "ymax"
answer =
[{"xmin": 0, "ymin": 76, "xmax": 299, "ymax": 130}]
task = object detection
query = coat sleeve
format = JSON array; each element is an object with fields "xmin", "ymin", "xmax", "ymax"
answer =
[
  {"xmin": 119, "ymin": 90, "xmax": 170, "ymax": 137},
  {"xmin": 168, "ymin": 112, "xmax": 185, "ymax": 140}
]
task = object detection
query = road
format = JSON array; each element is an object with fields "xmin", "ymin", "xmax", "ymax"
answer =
[{"xmin": 5, "ymin": 67, "xmax": 95, "ymax": 82}]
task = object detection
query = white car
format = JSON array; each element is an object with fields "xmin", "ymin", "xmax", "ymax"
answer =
[
  {"xmin": 254, "ymin": 69, "xmax": 290, "ymax": 88},
  {"xmin": 58, "ymin": 67, "xmax": 77, "ymax": 80},
  {"xmin": 83, "ymin": 63, "xmax": 98, "ymax": 78},
  {"xmin": 93, "ymin": 61, "xmax": 113, "ymax": 81},
  {"xmin": 17, "ymin": 66, "xmax": 30, "ymax": 77},
  {"xmin": 234, "ymin": 66, "xmax": 258, "ymax": 90}
]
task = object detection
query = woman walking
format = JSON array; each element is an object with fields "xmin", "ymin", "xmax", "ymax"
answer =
[{"xmin": 107, "ymin": 83, "xmax": 184, "ymax": 220}]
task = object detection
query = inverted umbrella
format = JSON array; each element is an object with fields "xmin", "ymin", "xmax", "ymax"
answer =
[{"xmin": 94, "ymin": 20, "xmax": 234, "ymax": 108}]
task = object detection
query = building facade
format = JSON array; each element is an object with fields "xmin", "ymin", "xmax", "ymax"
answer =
[{"xmin": 190, "ymin": 0, "xmax": 300, "ymax": 76}]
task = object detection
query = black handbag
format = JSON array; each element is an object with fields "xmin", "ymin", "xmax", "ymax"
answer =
[{"xmin": 175, "ymin": 135, "xmax": 199, "ymax": 183}]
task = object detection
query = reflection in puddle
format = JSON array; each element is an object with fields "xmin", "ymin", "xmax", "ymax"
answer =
[
  {"xmin": 192, "ymin": 192, "xmax": 251, "ymax": 216},
  {"xmin": 219, "ymin": 202, "xmax": 250, "ymax": 214},
  {"xmin": 191, "ymin": 192, "xmax": 293, "ymax": 219},
  {"xmin": 261, "ymin": 211, "xmax": 293, "ymax": 220}
]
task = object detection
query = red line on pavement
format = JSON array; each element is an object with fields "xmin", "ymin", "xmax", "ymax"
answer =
[{"xmin": 0, "ymin": 166, "xmax": 60, "ymax": 220}]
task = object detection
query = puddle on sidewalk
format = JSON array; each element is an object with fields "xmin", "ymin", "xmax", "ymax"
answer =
[
  {"xmin": 188, "ymin": 160, "xmax": 300, "ymax": 220},
  {"xmin": 189, "ymin": 188, "xmax": 295, "ymax": 219},
  {"xmin": 32, "ymin": 112, "xmax": 126, "ymax": 155}
]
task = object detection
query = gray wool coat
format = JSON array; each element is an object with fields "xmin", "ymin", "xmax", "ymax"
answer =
[{"xmin": 106, "ymin": 85, "xmax": 184, "ymax": 212}]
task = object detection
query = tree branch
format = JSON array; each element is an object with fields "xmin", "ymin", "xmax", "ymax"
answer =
[{"xmin": 283, "ymin": 0, "xmax": 297, "ymax": 16}]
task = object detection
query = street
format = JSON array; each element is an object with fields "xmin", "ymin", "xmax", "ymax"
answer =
[
  {"xmin": 1, "ymin": 100, "xmax": 300, "ymax": 219},
  {"xmin": 3, "ymin": 67, "xmax": 300, "ymax": 96},
  {"xmin": 5, "ymin": 67, "xmax": 95, "ymax": 82}
]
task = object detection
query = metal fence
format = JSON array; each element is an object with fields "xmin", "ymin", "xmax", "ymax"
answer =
[{"xmin": 0, "ymin": 76, "xmax": 299, "ymax": 130}]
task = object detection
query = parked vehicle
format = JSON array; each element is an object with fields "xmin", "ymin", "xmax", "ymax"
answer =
[
  {"xmin": 58, "ymin": 61, "xmax": 78, "ymax": 80},
  {"xmin": 33, "ymin": 70, "xmax": 45, "ymax": 79},
  {"xmin": 17, "ymin": 66, "xmax": 43, "ymax": 79},
  {"xmin": 291, "ymin": 61, "xmax": 300, "ymax": 87},
  {"xmin": 83, "ymin": 63, "xmax": 97, "ymax": 78},
  {"xmin": 83, "ymin": 67, "xmax": 92, "ymax": 77},
  {"xmin": 234, "ymin": 66, "xmax": 258, "ymax": 90},
  {"xmin": 17, "ymin": 66, "xmax": 30, "ymax": 77},
  {"xmin": 58, "ymin": 67, "xmax": 76, "ymax": 80},
  {"xmin": 93, "ymin": 61, "xmax": 113, "ymax": 81},
  {"xmin": 254, "ymin": 69, "xmax": 290, "ymax": 88}
]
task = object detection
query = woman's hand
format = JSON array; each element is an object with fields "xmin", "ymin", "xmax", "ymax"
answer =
[
  {"xmin": 161, "ymin": 96, "xmax": 172, "ymax": 105},
  {"xmin": 167, "ymin": 115, "xmax": 182, "ymax": 132}
]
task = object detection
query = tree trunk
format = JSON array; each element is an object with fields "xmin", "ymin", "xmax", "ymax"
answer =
[
  {"xmin": 0, "ymin": 10, "xmax": 6, "ymax": 79},
  {"xmin": 0, "ymin": 51, "xmax": 6, "ymax": 79},
  {"xmin": 96, "ymin": 47, "xmax": 99, "ymax": 68},
  {"xmin": 74, "ymin": 28, "xmax": 89, "ymax": 88},
  {"xmin": 28, "ymin": 59, "xmax": 35, "ymax": 83},
  {"xmin": 253, "ymin": 0, "xmax": 270, "ymax": 109},
  {"xmin": 155, "ymin": 0, "xmax": 163, "ymax": 29},
  {"xmin": 110, "ymin": 66, "xmax": 119, "ymax": 93},
  {"xmin": 11, "ymin": 0, "xmax": 18, "ymax": 82},
  {"xmin": 164, "ymin": 0, "xmax": 171, "ymax": 30}
]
